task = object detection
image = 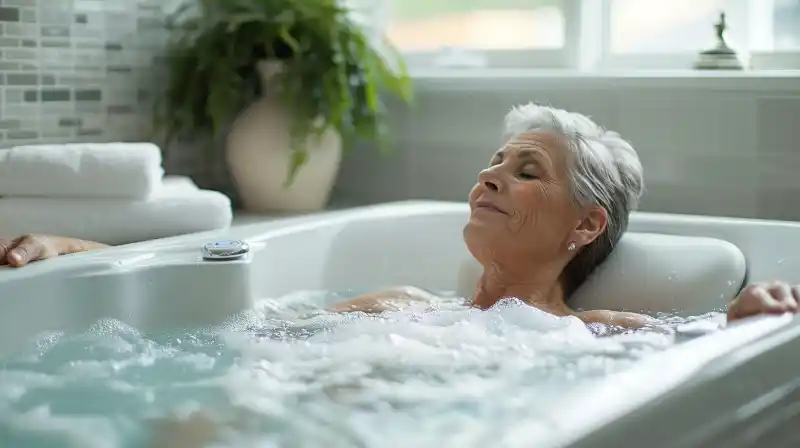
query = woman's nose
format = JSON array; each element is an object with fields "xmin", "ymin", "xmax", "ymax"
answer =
[{"xmin": 478, "ymin": 169, "xmax": 502, "ymax": 192}]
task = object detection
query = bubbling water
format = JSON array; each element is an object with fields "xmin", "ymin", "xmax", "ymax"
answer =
[{"xmin": 0, "ymin": 291, "xmax": 714, "ymax": 448}]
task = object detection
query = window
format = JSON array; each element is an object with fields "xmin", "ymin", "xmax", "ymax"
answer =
[
  {"xmin": 365, "ymin": 0, "xmax": 572, "ymax": 69},
  {"xmin": 608, "ymin": 0, "xmax": 748, "ymax": 54},
  {"xmin": 750, "ymin": 0, "xmax": 800, "ymax": 51},
  {"xmin": 358, "ymin": 0, "xmax": 800, "ymax": 72},
  {"xmin": 387, "ymin": 0, "xmax": 565, "ymax": 52},
  {"xmin": 601, "ymin": 0, "xmax": 800, "ymax": 70}
]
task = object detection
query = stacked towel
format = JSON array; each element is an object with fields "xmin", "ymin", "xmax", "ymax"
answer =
[
  {"xmin": 0, "ymin": 143, "xmax": 233, "ymax": 245},
  {"xmin": 0, "ymin": 143, "xmax": 164, "ymax": 199}
]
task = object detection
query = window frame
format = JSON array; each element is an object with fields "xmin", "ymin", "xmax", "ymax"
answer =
[{"xmin": 376, "ymin": 0, "xmax": 800, "ymax": 73}]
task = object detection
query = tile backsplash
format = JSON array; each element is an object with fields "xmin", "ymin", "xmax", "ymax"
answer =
[{"xmin": 0, "ymin": 0, "xmax": 165, "ymax": 146}]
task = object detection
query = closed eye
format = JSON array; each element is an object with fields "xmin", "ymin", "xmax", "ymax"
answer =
[{"xmin": 518, "ymin": 172, "xmax": 537, "ymax": 180}]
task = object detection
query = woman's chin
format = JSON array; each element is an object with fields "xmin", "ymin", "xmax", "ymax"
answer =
[{"xmin": 463, "ymin": 217, "xmax": 496, "ymax": 240}]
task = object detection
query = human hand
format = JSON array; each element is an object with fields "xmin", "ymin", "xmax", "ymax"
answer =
[
  {"xmin": 0, "ymin": 235, "xmax": 65, "ymax": 267},
  {"xmin": 727, "ymin": 281, "xmax": 800, "ymax": 322}
]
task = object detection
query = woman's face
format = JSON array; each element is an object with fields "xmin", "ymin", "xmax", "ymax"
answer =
[{"xmin": 463, "ymin": 131, "xmax": 607, "ymax": 268}]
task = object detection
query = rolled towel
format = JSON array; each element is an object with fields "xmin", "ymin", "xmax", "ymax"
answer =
[
  {"xmin": 0, "ymin": 176, "xmax": 233, "ymax": 245},
  {"xmin": 0, "ymin": 143, "xmax": 164, "ymax": 199}
]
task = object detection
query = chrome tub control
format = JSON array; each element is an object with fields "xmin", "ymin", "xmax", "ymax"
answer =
[{"xmin": 201, "ymin": 240, "xmax": 250, "ymax": 261}]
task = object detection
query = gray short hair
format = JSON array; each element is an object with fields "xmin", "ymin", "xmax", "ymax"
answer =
[{"xmin": 503, "ymin": 102, "xmax": 645, "ymax": 297}]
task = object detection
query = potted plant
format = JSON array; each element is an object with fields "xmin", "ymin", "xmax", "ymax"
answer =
[{"xmin": 155, "ymin": 0, "xmax": 413, "ymax": 212}]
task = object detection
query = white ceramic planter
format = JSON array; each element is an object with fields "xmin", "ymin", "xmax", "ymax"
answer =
[{"xmin": 226, "ymin": 61, "xmax": 342, "ymax": 212}]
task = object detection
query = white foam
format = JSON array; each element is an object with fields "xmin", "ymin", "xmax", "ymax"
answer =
[{"xmin": 0, "ymin": 293, "xmax": 692, "ymax": 448}]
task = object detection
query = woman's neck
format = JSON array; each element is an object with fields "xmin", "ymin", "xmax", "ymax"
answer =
[{"xmin": 470, "ymin": 264, "xmax": 572, "ymax": 316}]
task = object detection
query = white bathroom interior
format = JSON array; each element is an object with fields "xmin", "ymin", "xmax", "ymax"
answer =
[{"xmin": 0, "ymin": 0, "xmax": 799, "ymax": 447}]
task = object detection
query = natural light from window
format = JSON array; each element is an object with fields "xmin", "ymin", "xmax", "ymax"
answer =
[
  {"xmin": 610, "ymin": 0, "xmax": 746, "ymax": 53},
  {"xmin": 387, "ymin": 0, "xmax": 564, "ymax": 51},
  {"xmin": 371, "ymin": 0, "xmax": 800, "ymax": 70}
]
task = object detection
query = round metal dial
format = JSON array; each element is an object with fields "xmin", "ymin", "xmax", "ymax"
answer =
[{"xmin": 201, "ymin": 240, "xmax": 250, "ymax": 260}]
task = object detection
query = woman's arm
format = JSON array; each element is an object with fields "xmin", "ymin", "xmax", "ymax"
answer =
[
  {"xmin": 327, "ymin": 286, "xmax": 439, "ymax": 313},
  {"xmin": 578, "ymin": 281, "xmax": 800, "ymax": 330},
  {"xmin": 0, "ymin": 234, "xmax": 108, "ymax": 267},
  {"xmin": 573, "ymin": 309, "xmax": 656, "ymax": 329}
]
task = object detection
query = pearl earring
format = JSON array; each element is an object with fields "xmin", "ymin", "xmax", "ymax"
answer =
[{"xmin": 567, "ymin": 242, "xmax": 577, "ymax": 251}]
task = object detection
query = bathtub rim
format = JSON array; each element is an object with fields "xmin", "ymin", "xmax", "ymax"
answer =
[
  {"xmin": 4, "ymin": 199, "xmax": 800, "ymax": 279},
  {"xmin": 0, "ymin": 201, "xmax": 454, "ymax": 280},
  {"xmin": 546, "ymin": 312, "xmax": 796, "ymax": 448}
]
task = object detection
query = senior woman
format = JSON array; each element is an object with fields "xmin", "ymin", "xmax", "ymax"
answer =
[{"xmin": 0, "ymin": 103, "xmax": 797, "ymax": 327}]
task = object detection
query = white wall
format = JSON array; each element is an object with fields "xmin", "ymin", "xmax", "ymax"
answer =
[{"xmin": 333, "ymin": 71, "xmax": 800, "ymax": 221}]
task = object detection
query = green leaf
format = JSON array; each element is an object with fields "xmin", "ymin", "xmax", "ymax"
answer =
[
  {"xmin": 278, "ymin": 25, "xmax": 300, "ymax": 54},
  {"xmin": 284, "ymin": 149, "xmax": 309, "ymax": 187},
  {"xmin": 225, "ymin": 12, "xmax": 263, "ymax": 32}
]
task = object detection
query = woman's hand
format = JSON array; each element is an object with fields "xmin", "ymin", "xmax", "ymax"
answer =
[
  {"xmin": 727, "ymin": 281, "xmax": 800, "ymax": 323},
  {"xmin": 0, "ymin": 234, "xmax": 108, "ymax": 267},
  {"xmin": 0, "ymin": 235, "xmax": 62, "ymax": 267}
]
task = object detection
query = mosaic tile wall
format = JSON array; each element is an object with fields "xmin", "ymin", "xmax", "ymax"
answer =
[{"xmin": 0, "ymin": 0, "xmax": 166, "ymax": 147}]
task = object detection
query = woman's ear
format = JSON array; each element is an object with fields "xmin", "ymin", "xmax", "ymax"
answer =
[{"xmin": 572, "ymin": 206, "xmax": 607, "ymax": 247}]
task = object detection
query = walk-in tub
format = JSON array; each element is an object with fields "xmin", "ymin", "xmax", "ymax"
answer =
[{"xmin": 0, "ymin": 200, "xmax": 798, "ymax": 447}]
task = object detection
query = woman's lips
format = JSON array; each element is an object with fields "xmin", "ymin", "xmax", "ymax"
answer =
[{"xmin": 475, "ymin": 200, "xmax": 507, "ymax": 214}]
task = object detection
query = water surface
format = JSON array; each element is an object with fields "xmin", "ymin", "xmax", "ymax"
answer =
[{"xmin": 0, "ymin": 291, "xmax": 713, "ymax": 447}]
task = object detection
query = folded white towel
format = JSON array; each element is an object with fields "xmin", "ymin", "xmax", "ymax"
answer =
[
  {"xmin": 0, "ymin": 176, "xmax": 233, "ymax": 245},
  {"xmin": 0, "ymin": 143, "xmax": 164, "ymax": 199}
]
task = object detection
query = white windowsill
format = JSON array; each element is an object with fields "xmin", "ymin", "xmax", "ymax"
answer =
[{"xmin": 409, "ymin": 69, "xmax": 800, "ymax": 91}]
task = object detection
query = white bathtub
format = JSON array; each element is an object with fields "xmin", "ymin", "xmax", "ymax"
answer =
[{"xmin": 1, "ymin": 200, "xmax": 799, "ymax": 447}]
